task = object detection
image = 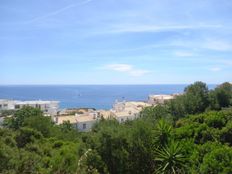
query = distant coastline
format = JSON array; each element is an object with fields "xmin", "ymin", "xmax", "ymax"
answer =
[{"xmin": 0, "ymin": 84, "xmax": 217, "ymax": 109}]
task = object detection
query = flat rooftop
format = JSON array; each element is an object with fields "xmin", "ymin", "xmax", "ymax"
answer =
[
  {"xmin": 16, "ymin": 100, "xmax": 59, "ymax": 105},
  {"xmin": 112, "ymin": 107, "xmax": 140, "ymax": 117},
  {"xmin": 56, "ymin": 115, "xmax": 96, "ymax": 125},
  {"xmin": 149, "ymin": 94, "xmax": 174, "ymax": 99},
  {"xmin": 124, "ymin": 101, "xmax": 151, "ymax": 107}
]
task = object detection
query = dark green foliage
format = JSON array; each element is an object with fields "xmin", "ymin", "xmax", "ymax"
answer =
[
  {"xmin": 60, "ymin": 120, "xmax": 73, "ymax": 132},
  {"xmin": 128, "ymin": 120, "xmax": 155, "ymax": 174},
  {"xmin": 95, "ymin": 127, "xmax": 130, "ymax": 174},
  {"xmin": 1, "ymin": 107, "xmax": 232, "ymax": 174},
  {"xmin": 167, "ymin": 81, "xmax": 210, "ymax": 118},
  {"xmin": 4, "ymin": 106, "xmax": 43, "ymax": 129},
  {"xmin": 220, "ymin": 121, "xmax": 232, "ymax": 145},
  {"xmin": 16, "ymin": 127, "xmax": 43, "ymax": 148},
  {"xmin": 140, "ymin": 104, "xmax": 172, "ymax": 121},
  {"xmin": 49, "ymin": 143, "xmax": 80, "ymax": 174},
  {"xmin": 143, "ymin": 81, "xmax": 227, "ymax": 120},
  {"xmin": 189, "ymin": 142, "xmax": 232, "ymax": 174},
  {"xmin": 167, "ymin": 95, "xmax": 186, "ymax": 118},
  {"xmin": 77, "ymin": 149, "xmax": 108, "ymax": 174},
  {"xmin": 23, "ymin": 115, "xmax": 54, "ymax": 137},
  {"xmin": 17, "ymin": 150, "xmax": 42, "ymax": 174},
  {"xmin": 184, "ymin": 81, "xmax": 209, "ymax": 114},
  {"xmin": 0, "ymin": 110, "xmax": 16, "ymax": 117},
  {"xmin": 199, "ymin": 145, "xmax": 232, "ymax": 174},
  {"xmin": 174, "ymin": 110, "xmax": 232, "ymax": 144},
  {"xmin": 209, "ymin": 82, "xmax": 232, "ymax": 110},
  {"xmin": 0, "ymin": 138, "xmax": 19, "ymax": 173}
]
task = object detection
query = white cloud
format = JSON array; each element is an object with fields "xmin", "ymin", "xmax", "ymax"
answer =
[
  {"xmin": 171, "ymin": 39, "xmax": 232, "ymax": 52},
  {"xmin": 106, "ymin": 64, "xmax": 132, "ymax": 72},
  {"xmin": 209, "ymin": 67, "xmax": 221, "ymax": 72},
  {"xmin": 107, "ymin": 24, "xmax": 222, "ymax": 33},
  {"xmin": 203, "ymin": 41, "xmax": 232, "ymax": 51},
  {"xmin": 103, "ymin": 64, "xmax": 150, "ymax": 77},
  {"xmin": 174, "ymin": 51, "xmax": 194, "ymax": 57},
  {"xmin": 27, "ymin": 0, "xmax": 93, "ymax": 23}
]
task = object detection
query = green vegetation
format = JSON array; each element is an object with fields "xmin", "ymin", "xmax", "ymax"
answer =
[
  {"xmin": 0, "ymin": 110, "xmax": 16, "ymax": 117},
  {"xmin": 1, "ymin": 82, "xmax": 232, "ymax": 173}
]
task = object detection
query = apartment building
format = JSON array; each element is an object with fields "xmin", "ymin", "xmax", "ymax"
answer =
[{"xmin": 0, "ymin": 99, "xmax": 59, "ymax": 116}]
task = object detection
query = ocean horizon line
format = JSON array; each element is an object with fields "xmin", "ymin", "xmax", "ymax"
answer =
[
  {"xmin": 0, "ymin": 84, "xmax": 218, "ymax": 109},
  {"xmin": 0, "ymin": 83, "xmax": 218, "ymax": 86}
]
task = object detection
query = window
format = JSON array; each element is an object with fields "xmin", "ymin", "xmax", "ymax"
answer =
[
  {"xmin": 83, "ymin": 123, "xmax": 86, "ymax": 129},
  {"xmin": 0, "ymin": 105, "xmax": 2, "ymax": 108},
  {"xmin": 15, "ymin": 105, "xmax": 20, "ymax": 109},
  {"xmin": 121, "ymin": 118, "xmax": 124, "ymax": 122},
  {"xmin": 35, "ymin": 104, "xmax": 41, "ymax": 109},
  {"xmin": 3, "ymin": 104, "xmax": 8, "ymax": 107}
]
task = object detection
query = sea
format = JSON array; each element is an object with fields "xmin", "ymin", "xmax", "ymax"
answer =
[{"xmin": 0, "ymin": 85, "xmax": 217, "ymax": 109}]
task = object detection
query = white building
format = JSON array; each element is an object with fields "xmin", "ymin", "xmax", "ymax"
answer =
[
  {"xmin": 111, "ymin": 101, "xmax": 151, "ymax": 123},
  {"xmin": 111, "ymin": 108, "xmax": 140, "ymax": 123},
  {"xmin": 0, "ymin": 99, "xmax": 16, "ymax": 110},
  {"xmin": 148, "ymin": 94, "xmax": 176, "ymax": 105},
  {"xmin": 0, "ymin": 99, "xmax": 59, "ymax": 116},
  {"xmin": 55, "ymin": 110, "xmax": 110, "ymax": 132}
]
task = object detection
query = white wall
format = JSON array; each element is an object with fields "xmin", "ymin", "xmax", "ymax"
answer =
[{"xmin": 75, "ymin": 120, "xmax": 97, "ymax": 132}]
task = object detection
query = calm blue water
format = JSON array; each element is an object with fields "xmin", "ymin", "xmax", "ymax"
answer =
[{"xmin": 0, "ymin": 85, "xmax": 216, "ymax": 109}]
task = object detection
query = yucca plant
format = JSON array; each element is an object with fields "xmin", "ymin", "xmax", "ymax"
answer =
[
  {"xmin": 154, "ymin": 119, "xmax": 172, "ymax": 146},
  {"xmin": 154, "ymin": 141, "xmax": 187, "ymax": 174}
]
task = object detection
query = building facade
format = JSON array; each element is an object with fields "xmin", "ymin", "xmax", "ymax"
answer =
[
  {"xmin": 148, "ymin": 94, "xmax": 176, "ymax": 105},
  {"xmin": 111, "ymin": 101, "xmax": 151, "ymax": 123},
  {"xmin": 0, "ymin": 99, "xmax": 59, "ymax": 116},
  {"xmin": 55, "ymin": 110, "xmax": 106, "ymax": 132}
]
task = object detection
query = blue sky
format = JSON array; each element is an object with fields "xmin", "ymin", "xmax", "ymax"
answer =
[{"xmin": 1, "ymin": 0, "xmax": 232, "ymax": 84}]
